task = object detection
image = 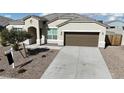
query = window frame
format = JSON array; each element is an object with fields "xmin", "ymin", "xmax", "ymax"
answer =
[{"xmin": 47, "ymin": 28, "xmax": 58, "ymax": 40}]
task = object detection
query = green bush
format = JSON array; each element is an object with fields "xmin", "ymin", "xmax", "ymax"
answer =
[
  {"xmin": 8, "ymin": 30, "xmax": 32, "ymax": 44},
  {"xmin": 0, "ymin": 29, "xmax": 9, "ymax": 46},
  {"xmin": 0, "ymin": 29, "xmax": 32, "ymax": 50},
  {"xmin": 1, "ymin": 41, "xmax": 7, "ymax": 46}
]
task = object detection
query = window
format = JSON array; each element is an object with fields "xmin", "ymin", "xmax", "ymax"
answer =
[
  {"xmin": 43, "ymin": 21, "xmax": 47, "ymax": 25},
  {"xmin": 30, "ymin": 20, "xmax": 33, "ymax": 24},
  {"xmin": 110, "ymin": 26, "xmax": 115, "ymax": 29},
  {"xmin": 13, "ymin": 28, "xmax": 23, "ymax": 31},
  {"xmin": 47, "ymin": 28, "xmax": 57, "ymax": 39}
]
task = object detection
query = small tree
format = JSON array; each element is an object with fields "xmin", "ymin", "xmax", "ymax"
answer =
[
  {"xmin": 0, "ymin": 26, "xmax": 4, "ymax": 32},
  {"xmin": 0, "ymin": 29, "xmax": 32, "ymax": 51},
  {"xmin": 0, "ymin": 29, "xmax": 10, "ymax": 46}
]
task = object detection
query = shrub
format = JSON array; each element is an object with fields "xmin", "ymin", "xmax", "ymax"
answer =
[
  {"xmin": 0, "ymin": 29, "xmax": 9, "ymax": 46},
  {"xmin": 0, "ymin": 29, "xmax": 32, "ymax": 50}
]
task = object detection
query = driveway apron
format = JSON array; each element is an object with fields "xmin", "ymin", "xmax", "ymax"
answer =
[{"xmin": 41, "ymin": 46, "xmax": 112, "ymax": 79}]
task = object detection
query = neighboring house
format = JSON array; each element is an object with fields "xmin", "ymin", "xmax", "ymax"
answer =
[
  {"xmin": 105, "ymin": 20, "xmax": 124, "ymax": 46},
  {"xmin": 6, "ymin": 13, "xmax": 108, "ymax": 48},
  {"xmin": 105, "ymin": 20, "xmax": 124, "ymax": 34}
]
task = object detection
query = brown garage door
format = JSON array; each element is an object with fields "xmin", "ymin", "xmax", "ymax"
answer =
[{"xmin": 64, "ymin": 32, "xmax": 99, "ymax": 46}]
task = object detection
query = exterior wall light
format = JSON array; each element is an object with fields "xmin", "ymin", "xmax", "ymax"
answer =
[
  {"xmin": 30, "ymin": 20, "xmax": 32, "ymax": 24},
  {"xmin": 61, "ymin": 32, "xmax": 62, "ymax": 35},
  {"xmin": 102, "ymin": 32, "xmax": 104, "ymax": 35}
]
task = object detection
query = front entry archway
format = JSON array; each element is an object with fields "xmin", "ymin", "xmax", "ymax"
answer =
[{"xmin": 28, "ymin": 27, "xmax": 37, "ymax": 44}]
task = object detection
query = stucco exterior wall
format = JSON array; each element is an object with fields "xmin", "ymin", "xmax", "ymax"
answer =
[
  {"xmin": 58, "ymin": 23, "xmax": 106, "ymax": 48},
  {"xmin": 24, "ymin": 17, "xmax": 39, "ymax": 31},
  {"xmin": 24, "ymin": 17, "xmax": 41, "ymax": 45},
  {"xmin": 121, "ymin": 33, "xmax": 124, "ymax": 45},
  {"xmin": 47, "ymin": 19, "xmax": 68, "ymax": 44}
]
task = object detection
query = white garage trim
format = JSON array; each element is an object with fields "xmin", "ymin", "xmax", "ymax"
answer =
[
  {"xmin": 62, "ymin": 30, "xmax": 101, "ymax": 32},
  {"xmin": 59, "ymin": 30, "xmax": 105, "ymax": 48}
]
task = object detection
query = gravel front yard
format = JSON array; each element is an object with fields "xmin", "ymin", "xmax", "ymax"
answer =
[
  {"xmin": 100, "ymin": 46, "xmax": 124, "ymax": 79},
  {"xmin": 0, "ymin": 45, "xmax": 59, "ymax": 79}
]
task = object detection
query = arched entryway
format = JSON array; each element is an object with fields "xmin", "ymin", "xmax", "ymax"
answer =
[{"xmin": 28, "ymin": 27, "xmax": 37, "ymax": 44}]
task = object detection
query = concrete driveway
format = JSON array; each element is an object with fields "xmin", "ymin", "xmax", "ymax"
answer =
[{"xmin": 41, "ymin": 46, "xmax": 112, "ymax": 79}]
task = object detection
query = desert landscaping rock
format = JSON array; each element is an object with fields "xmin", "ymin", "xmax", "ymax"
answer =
[
  {"xmin": 0, "ymin": 45, "xmax": 59, "ymax": 79},
  {"xmin": 100, "ymin": 46, "xmax": 124, "ymax": 79}
]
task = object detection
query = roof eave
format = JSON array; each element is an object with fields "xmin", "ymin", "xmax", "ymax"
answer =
[
  {"xmin": 58, "ymin": 21, "xmax": 108, "ymax": 28},
  {"xmin": 23, "ymin": 16, "xmax": 40, "ymax": 21}
]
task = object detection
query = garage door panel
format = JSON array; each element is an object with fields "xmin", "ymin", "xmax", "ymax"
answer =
[{"xmin": 64, "ymin": 32, "xmax": 99, "ymax": 46}]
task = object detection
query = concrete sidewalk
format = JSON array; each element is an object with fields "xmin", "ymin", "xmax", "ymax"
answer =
[
  {"xmin": 41, "ymin": 46, "xmax": 112, "ymax": 79},
  {"xmin": 25, "ymin": 44, "xmax": 62, "ymax": 50}
]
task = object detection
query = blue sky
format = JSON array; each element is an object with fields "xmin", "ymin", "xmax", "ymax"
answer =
[
  {"xmin": 83, "ymin": 13, "xmax": 124, "ymax": 22},
  {"xmin": 0, "ymin": 13, "xmax": 124, "ymax": 22},
  {"xmin": 0, "ymin": 13, "xmax": 41, "ymax": 19}
]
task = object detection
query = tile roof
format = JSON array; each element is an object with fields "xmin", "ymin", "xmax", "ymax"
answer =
[
  {"xmin": 43, "ymin": 13, "xmax": 65, "ymax": 22},
  {"xmin": 58, "ymin": 13, "xmax": 82, "ymax": 19},
  {"xmin": 8, "ymin": 15, "xmax": 48, "ymax": 25},
  {"xmin": 43, "ymin": 13, "xmax": 83, "ymax": 23},
  {"xmin": 43, "ymin": 13, "xmax": 108, "ymax": 27},
  {"xmin": 56, "ymin": 14, "xmax": 108, "ymax": 27},
  {"xmin": 105, "ymin": 20, "xmax": 124, "ymax": 24},
  {"xmin": 23, "ymin": 15, "xmax": 47, "ymax": 21},
  {"xmin": 68, "ymin": 15, "xmax": 96, "ymax": 23}
]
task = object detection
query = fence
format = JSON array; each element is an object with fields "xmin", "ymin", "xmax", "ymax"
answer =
[{"xmin": 106, "ymin": 34, "xmax": 122, "ymax": 46}]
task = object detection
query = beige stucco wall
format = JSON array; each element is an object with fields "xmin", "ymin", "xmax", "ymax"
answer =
[
  {"xmin": 24, "ymin": 17, "xmax": 47, "ymax": 45},
  {"xmin": 47, "ymin": 19, "xmax": 68, "ymax": 44},
  {"xmin": 58, "ymin": 23, "xmax": 106, "ymax": 48},
  {"xmin": 24, "ymin": 17, "xmax": 41, "ymax": 45},
  {"xmin": 24, "ymin": 17, "xmax": 39, "ymax": 31},
  {"xmin": 48, "ymin": 19, "xmax": 68, "ymax": 27},
  {"xmin": 121, "ymin": 33, "xmax": 124, "ymax": 45}
]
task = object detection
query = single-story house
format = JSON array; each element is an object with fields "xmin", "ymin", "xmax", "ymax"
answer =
[
  {"xmin": 105, "ymin": 20, "xmax": 124, "ymax": 45},
  {"xmin": 6, "ymin": 13, "xmax": 108, "ymax": 48},
  {"xmin": 105, "ymin": 20, "xmax": 124, "ymax": 34},
  {"xmin": 44, "ymin": 13, "xmax": 107, "ymax": 48}
]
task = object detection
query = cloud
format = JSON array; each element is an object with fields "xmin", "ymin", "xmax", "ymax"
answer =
[
  {"xmin": 77, "ymin": 13, "xmax": 124, "ymax": 21},
  {"xmin": 100, "ymin": 13, "xmax": 109, "ymax": 16},
  {"xmin": 108, "ymin": 16, "xmax": 117, "ymax": 21},
  {"xmin": 107, "ymin": 13, "xmax": 124, "ymax": 21},
  {"xmin": 39, "ymin": 13, "xmax": 49, "ymax": 16},
  {"xmin": 4, "ymin": 14, "xmax": 12, "ymax": 18},
  {"xmin": 87, "ymin": 13, "xmax": 124, "ymax": 21},
  {"xmin": 98, "ymin": 13, "xmax": 124, "ymax": 17},
  {"xmin": 112, "ymin": 13, "xmax": 124, "ymax": 17}
]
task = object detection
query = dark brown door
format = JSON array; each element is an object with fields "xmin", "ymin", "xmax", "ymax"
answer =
[{"xmin": 64, "ymin": 32, "xmax": 99, "ymax": 46}]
